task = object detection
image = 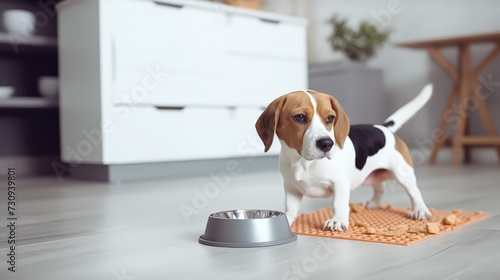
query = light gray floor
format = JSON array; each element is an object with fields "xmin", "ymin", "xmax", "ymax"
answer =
[{"xmin": 1, "ymin": 164, "xmax": 499, "ymax": 279}]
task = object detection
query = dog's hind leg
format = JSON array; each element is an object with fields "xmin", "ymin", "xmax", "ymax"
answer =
[
  {"xmin": 390, "ymin": 158, "xmax": 431, "ymax": 220},
  {"xmin": 366, "ymin": 181, "xmax": 384, "ymax": 209},
  {"xmin": 363, "ymin": 169, "xmax": 393, "ymax": 209}
]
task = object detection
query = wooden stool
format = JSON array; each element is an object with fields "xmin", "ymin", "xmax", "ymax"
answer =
[{"xmin": 396, "ymin": 32, "xmax": 500, "ymax": 165}]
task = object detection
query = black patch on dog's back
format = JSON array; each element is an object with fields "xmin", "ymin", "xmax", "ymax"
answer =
[{"xmin": 348, "ymin": 125, "xmax": 386, "ymax": 170}]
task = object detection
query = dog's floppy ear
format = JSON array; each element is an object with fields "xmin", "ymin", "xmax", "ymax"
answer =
[
  {"xmin": 255, "ymin": 96, "xmax": 286, "ymax": 152},
  {"xmin": 330, "ymin": 96, "xmax": 350, "ymax": 149}
]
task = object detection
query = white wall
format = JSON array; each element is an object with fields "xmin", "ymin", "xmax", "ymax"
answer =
[{"xmin": 263, "ymin": 0, "xmax": 500, "ymax": 150}]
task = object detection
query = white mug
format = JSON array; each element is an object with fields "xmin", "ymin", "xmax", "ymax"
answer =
[
  {"xmin": 3, "ymin": 9, "xmax": 36, "ymax": 37},
  {"xmin": 38, "ymin": 76, "xmax": 59, "ymax": 98}
]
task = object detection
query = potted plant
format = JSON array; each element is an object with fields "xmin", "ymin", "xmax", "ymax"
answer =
[
  {"xmin": 308, "ymin": 15, "xmax": 391, "ymax": 124},
  {"xmin": 328, "ymin": 15, "xmax": 391, "ymax": 62}
]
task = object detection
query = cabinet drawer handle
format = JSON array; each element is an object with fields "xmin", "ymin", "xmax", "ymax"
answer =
[
  {"xmin": 259, "ymin": 18, "xmax": 280, "ymax": 24},
  {"xmin": 153, "ymin": 1, "xmax": 184, "ymax": 9},
  {"xmin": 155, "ymin": 106, "xmax": 185, "ymax": 110}
]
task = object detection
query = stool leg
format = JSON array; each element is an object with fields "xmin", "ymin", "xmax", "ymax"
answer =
[
  {"xmin": 473, "ymin": 84, "xmax": 500, "ymax": 161},
  {"xmin": 429, "ymin": 83, "xmax": 458, "ymax": 164},
  {"xmin": 452, "ymin": 45, "xmax": 472, "ymax": 166}
]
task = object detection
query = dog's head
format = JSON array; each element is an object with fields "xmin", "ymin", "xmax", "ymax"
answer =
[{"xmin": 255, "ymin": 90, "xmax": 349, "ymax": 160}]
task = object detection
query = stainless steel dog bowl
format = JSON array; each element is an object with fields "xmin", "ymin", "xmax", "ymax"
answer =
[{"xmin": 198, "ymin": 210, "xmax": 297, "ymax": 248}]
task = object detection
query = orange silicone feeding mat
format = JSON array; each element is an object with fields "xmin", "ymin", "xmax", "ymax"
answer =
[{"xmin": 291, "ymin": 205, "xmax": 488, "ymax": 246}]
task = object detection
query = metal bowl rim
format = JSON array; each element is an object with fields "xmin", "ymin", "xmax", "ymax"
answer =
[{"xmin": 208, "ymin": 209, "xmax": 285, "ymax": 220}]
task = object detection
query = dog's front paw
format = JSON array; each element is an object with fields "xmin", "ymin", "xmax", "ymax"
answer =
[
  {"xmin": 285, "ymin": 212, "xmax": 297, "ymax": 226},
  {"xmin": 322, "ymin": 217, "xmax": 349, "ymax": 232},
  {"xmin": 407, "ymin": 206, "xmax": 432, "ymax": 220}
]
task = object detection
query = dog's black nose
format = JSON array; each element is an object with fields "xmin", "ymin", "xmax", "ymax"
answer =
[{"xmin": 316, "ymin": 138, "xmax": 334, "ymax": 153}]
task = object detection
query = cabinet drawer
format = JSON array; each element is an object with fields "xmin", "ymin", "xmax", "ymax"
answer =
[
  {"xmin": 104, "ymin": 106, "xmax": 278, "ymax": 164},
  {"xmin": 113, "ymin": 56, "xmax": 307, "ymax": 108},
  {"xmin": 110, "ymin": 0, "xmax": 307, "ymax": 108}
]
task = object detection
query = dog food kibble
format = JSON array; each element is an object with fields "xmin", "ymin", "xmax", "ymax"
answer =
[
  {"xmin": 408, "ymin": 225, "xmax": 427, "ymax": 233},
  {"xmin": 426, "ymin": 223, "xmax": 440, "ymax": 234},
  {"xmin": 366, "ymin": 227, "xmax": 377, "ymax": 234},
  {"xmin": 443, "ymin": 214, "xmax": 457, "ymax": 225},
  {"xmin": 356, "ymin": 222, "xmax": 369, "ymax": 228},
  {"xmin": 350, "ymin": 203, "xmax": 365, "ymax": 213}
]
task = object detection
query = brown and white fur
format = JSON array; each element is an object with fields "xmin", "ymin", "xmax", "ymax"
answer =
[{"xmin": 255, "ymin": 85, "xmax": 433, "ymax": 231}]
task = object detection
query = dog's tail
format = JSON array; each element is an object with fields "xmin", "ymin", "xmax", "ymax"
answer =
[{"xmin": 382, "ymin": 84, "xmax": 433, "ymax": 133}]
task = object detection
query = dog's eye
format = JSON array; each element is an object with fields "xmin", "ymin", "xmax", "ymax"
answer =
[
  {"xmin": 293, "ymin": 114, "xmax": 307, "ymax": 124},
  {"xmin": 326, "ymin": 115, "xmax": 335, "ymax": 124}
]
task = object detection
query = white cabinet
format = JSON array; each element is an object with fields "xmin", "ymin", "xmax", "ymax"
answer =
[{"xmin": 58, "ymin": 0, "xmax": 307, "ymax": 164}]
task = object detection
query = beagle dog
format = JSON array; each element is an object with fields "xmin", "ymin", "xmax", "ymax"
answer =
[{"xmin": 255, "ymin": 85, "xmax": 433, "ymax": 231}]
